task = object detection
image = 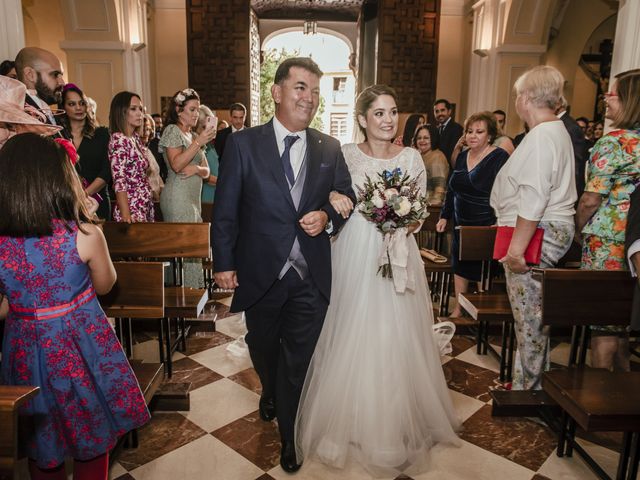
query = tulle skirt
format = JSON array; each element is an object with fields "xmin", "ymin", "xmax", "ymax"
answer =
[{"xmin": 295, "ymin": 214, "xmax": 461, "ymax": 477}]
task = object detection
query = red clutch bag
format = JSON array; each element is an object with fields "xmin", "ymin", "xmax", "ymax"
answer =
[{"xmin": 492, "ymin": 226, "xmax": 544, "ymax": 265}]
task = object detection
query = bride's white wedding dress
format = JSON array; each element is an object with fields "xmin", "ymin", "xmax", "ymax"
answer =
[{"xmin": 295, "ymin": 144, "xmax": 461, "ymax": 477}]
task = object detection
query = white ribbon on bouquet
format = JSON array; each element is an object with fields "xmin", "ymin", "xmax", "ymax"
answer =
[{"xmin": 378, "ymin": 227, "xmax": 418, "ymax": 293}]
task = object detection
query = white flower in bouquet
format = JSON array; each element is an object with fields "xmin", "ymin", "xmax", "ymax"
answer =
[
  {"xmin": 372, "ymin": 191, "xmax": 384, "ymax": 208},
  {"xmin": 384, "ymin": 188, "xmax": 399, "ymax": 199},
  {"xmin": 394, "ymin": 197, "xmax": 412, "ymax": 216},
  {"xmin": 400, "ymin": 185, "xmax": 411, "ymax": 195},
  {"xmin": 412, "ymin": 201, "xmax": 422, "ymax": 211}
]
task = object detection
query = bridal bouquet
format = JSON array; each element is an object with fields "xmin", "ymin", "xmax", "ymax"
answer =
[{"xmin": 357, "ymin": 167, "xmax": 428, "ymax": 291}]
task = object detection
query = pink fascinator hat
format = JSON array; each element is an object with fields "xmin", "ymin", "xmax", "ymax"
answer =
[{"xmin": 0, "ymin": 76, "xmax": 61, "ymax": 134}]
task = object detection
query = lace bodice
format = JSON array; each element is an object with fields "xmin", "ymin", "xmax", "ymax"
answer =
[{"xmin": 341, "ymin": 143, "xmax": 427, "ymax": 199}]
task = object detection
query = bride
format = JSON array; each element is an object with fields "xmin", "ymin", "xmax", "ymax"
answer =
[{"xmin": 295, "ymin": 85, "xmax": 460, "ymax": 477}]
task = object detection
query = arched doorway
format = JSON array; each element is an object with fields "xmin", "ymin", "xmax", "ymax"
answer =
[{"xmin": 261, "ymin": 29, "xmax": 355, "ymax": 144}]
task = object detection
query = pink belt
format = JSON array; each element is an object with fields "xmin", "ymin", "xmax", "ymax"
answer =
[{"xmin": 10, "ymin": 286, "xmax": 96, "ymax": 320}]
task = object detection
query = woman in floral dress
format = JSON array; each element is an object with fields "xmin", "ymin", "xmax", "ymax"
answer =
[
  {"xmin": 576, "ymin": 68, "xmax": 640, "ymax": 371},
  {"xmin": 108, "ymin": 91, "xmax": 154, "ymax": 223}
]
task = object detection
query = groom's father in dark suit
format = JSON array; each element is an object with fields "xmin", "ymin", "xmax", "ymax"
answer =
[{"xmin": 212, "ymin": 57, "xmax": 355, "ymax": 473}]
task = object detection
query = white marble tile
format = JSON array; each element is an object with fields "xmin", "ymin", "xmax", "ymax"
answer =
[
  {"xmin": 215, "ymin": 313, "xmax": 247, "ymax": 339},
  {"xmin": 455, "ymin": 345, "xmax": 501, "ymax": 373},
  {"xmin": 441, "ymin": 354, "xmax": 453, "ymax": 365},
  {"xmin": 129, "ymin": 434, "xmax": 263, "ymax": 480},
  {"xmin": 131, "ymin": 339, "xmax": 185, "ymax": 363},
  {"xmin": 449, "ymin": 388, "xmax": 485, "ymax": 422},
  {"xmin": 268, "ymin": 457, "xmax": 377, "ymax": 480},
  {"xmin": 182, "ymin": 378, "xmax": 259, "ymax": 433},
  {"xmin": 189, "ymin": 342, "xmax": 253, "ymax": 376},
  {"xmin": 410, "ymin": 440, "xmax": 535, "ymax": 480},
  {"xmin": 537, "ymin": 438, "xmax": 619, "ymax": 480}
]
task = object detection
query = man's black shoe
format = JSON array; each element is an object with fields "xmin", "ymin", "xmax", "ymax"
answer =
[
  {"xmin": 280, "ymin": 441, "xmax": 302, "ymax": 473},
  {"xmin": 258, "ymin": 396, "xmax": 276, "ymax": 421}
]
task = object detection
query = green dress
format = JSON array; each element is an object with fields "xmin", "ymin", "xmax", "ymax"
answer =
[{"xmin": 159, "ymin": 124, "xmax": 205, "ymax": 288}]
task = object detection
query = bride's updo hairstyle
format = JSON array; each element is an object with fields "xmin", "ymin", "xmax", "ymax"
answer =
[{"xmin": 355, "ymin": 84, "xmax": 398, "ymax": 140}]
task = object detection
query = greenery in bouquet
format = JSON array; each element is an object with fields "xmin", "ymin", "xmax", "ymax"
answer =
[{"xmin": 357, "ymin": 167, "xmax": 428, "ymax": 277}]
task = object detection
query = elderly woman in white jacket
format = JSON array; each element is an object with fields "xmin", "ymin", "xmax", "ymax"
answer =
[{"xmin": 490, "ymin": 66, "xmax": 577, "ymax": 390}]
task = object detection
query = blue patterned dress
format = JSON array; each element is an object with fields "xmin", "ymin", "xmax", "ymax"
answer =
[{"xmin": 0, "ymin": 221, "xmax": 150, "ymax": 468}]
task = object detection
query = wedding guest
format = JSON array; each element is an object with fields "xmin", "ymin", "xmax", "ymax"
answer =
[
  {"xmin": 556, "ymin": 99, "xmax": 589, "ymax": 197},
  {"xmin": 14, "ymin": 47, "xmax": 65, "ymax": 128},
  {"xmin": 394, "ymin": 113, "xmax": 425, "ymax": 146},
  {"xmin": 197, "ymin": 105, "xmax": 219, "ymax": 206},
  {"xmin": 59, "ymin": 84, "xmax": 112, "ymax": 219},
  {"xmin": 0, "ymin": 60, "xmax": 17, "ymax": 79},
  {"xmin": 0, "ymin": 133, "xmax": 149, "ymax": 480},
  {"xmin": 492, "ymin": 109, "xmax": 515, "ymax": 154},
  {"xmin": 491, "ymin": 65, "xmax": 576, "ymax": 390},
  {"xmin": 215, "ymin": 102, "xmax": 246, "ymax": 160},
  {"xmin": 576, "ymin": 68, "xmax": 640, "ymax": 371},
  {"xmin": 593, "ymin": 120, "xmax": 604, "ymax": 141},
  {"xmin": 433, "ymin": 98, "xmax": 464, "ymax": 166},
  {"xmin": 217, "ymin": 119, "xmax": 229, "ymax": 132},
  {"xmin": 159, "ymin": 88, "xmax": 214, "ymax": 287},
  {"xmin": 108, "ymin": 91, "xmax": 154, "ymax": 223},
  {"xmin": 412, "ymin": 125, "xmax": 448, "ymax": 205},
  {"xmin": 437, "ymin": 111, "xmax": 509, "ymax": 317},
  {"xmin": 138, "ymin": 113, "xmax": 164, "ymax": 203}
]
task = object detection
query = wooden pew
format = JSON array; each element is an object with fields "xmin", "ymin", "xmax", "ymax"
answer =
[
  {"xmin": 99, "ymin": 261, "xmax": 166, "ymax": 447},
  {"xmin": 456, "ymin": 226, "xmax": 515, "ymax": 382},
  {"xmin": 0, "ymin": 386, "xmax": 39, "ymax": 479},
  {"xmin": 102, "ymin": 222, "xmax": 210, "ymax": 377},
  {"xmin": 420, "ymin": 205, "xmax": 454, "ymax": 316},
  {"xmin": 492, "ymin": 268, "xmax": 636, "ymax": 480}
]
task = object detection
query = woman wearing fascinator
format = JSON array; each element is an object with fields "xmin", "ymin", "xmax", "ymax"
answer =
[
  {"xmin": 159, "ymin": 88, "xmax": 216, "ymax": 287},
  {"xmin": 0, "ymin": 75, "xmax": 61, "ymax": 149}
]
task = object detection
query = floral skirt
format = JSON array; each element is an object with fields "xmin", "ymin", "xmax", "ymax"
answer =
[{"xmin": 581, "ymin": 234, "xmax": 629, "ymax": 334}]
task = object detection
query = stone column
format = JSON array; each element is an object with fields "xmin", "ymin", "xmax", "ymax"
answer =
[
  {"xmin": 610, "ymin": 0, "xmax": 640, "ymax": 78},
  {"xmin": 0, "ymin": 0, "xmax": 25, "ymax": 61}
]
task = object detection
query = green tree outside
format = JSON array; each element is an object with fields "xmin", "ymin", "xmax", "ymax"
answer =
[{"xmin": 260, "ymin": 48, "xmax": 325, "ymax": 131}]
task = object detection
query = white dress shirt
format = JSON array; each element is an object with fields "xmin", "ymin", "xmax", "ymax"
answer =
[
  {"xmin": 629, "ymin": 240, "xmax": 640, "ymax": 276},
  {"xmin": 27, "ymin": 90, "xmax": 57, "ymax": 125},
  {"xmin": 273, "ymin": 115, "xmax": 307, "ymax": 180}
]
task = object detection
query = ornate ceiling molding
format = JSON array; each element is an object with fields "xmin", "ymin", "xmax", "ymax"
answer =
[{"xmin": 250, "ymin": 0, "xmax": 366, "ymax": 21}]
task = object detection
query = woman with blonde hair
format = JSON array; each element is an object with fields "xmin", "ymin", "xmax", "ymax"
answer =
[
  {"xmin": 491, "ymin": 65, "xmax": 577, "ymax": 390},
  {"xmin": 576, "ymin": 68, "xmax": 640, "ymax": 371}
]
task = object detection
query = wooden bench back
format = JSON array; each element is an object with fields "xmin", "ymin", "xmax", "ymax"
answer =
[
  {"xmin": 0, "ymin": 386, "xmax": 39, "ymax": 476},
  {"xmin": 103, "ymin": 222, "xmax": 210, "ymax": 259},
  {"xmin": 99, "ymin": 262, "xmax": 165, "ymax": 318},
  {"xmin": 458, "ymin": 226, "xmax": 497, "ymax": 261},
  {"xmin": 536, "ymin": 268, "xmax": 635, "ymax": 327}
]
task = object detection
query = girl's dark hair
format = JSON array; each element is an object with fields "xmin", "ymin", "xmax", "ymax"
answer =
[
  {"xmin": 0, "ymin": 133, "xmax": 91, "ymax": 237},
  {"xmin": 165, "ymin": 88, "xmax": 200, "ymax": 127},
  {"xmin": 0, "ymin": 59, "xmax": 15, "ymax": 76},
  {"xmin": 402, "ymin": 114, "xmax": 425, "ymax": 147},
  {"xmin": 109, "ymin": 91, "xmax": 141, "ymax": 134},
  {"xmin": 59, "ymin": 84, "xmax": 97, "ymax": 138}
]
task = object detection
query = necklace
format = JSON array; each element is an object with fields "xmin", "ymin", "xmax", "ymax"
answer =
[{"xmin": 467, "ymin": 144, "xmax": 491, "ymax": 169}]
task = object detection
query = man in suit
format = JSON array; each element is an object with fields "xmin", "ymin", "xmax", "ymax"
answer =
[
  {"xmin": 433, "ymin": 98, "xmax": 464, "ymax": 166},
  {"xmin": 14, "ymin": 47, "xmax": 65, "ymax": 128},
  {"xmin": 212, "ymin": 57, "xmax": 355, "ymax": 473},
  {"xmin": 626, "ymin": 186, "xmax": 640, "ymax": 330},
  {"xmin": 557, "ymin": 102, "xmax": 589, "ymax": 197},
  {"xmin": 214, "ymin": 102, "xmax": 247, "ymax": 160}
]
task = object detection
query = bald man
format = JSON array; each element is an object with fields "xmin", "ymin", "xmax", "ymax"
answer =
[{"xmin": 15, "ymin": 47, "xmax": 66, "ymax": 126}]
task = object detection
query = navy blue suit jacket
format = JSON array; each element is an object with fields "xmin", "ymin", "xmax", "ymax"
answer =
[{"xmin": 212, "ymin": 119, "xmax": 355, "ymax": 312}]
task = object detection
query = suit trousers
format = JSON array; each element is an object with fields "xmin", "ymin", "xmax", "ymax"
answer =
[{"xmin": 244, "ymin": 267, "xmax": 328, "ymax": 442}]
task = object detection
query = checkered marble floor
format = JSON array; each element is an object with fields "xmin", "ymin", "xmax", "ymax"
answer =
[{"xmin": 13, "ymin": 297, "xmax": 633, "ymax": 480}]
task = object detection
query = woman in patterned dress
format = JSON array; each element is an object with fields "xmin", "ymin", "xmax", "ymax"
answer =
[
  {"xmin": 159, "ymin": 88, "xmax": 216, "ymax": 287},
  {"xmin": 576, "ymin": 68, "xmax": 640, "ymax": 371},
  {"xmin": 0, "ymin": 133, "xmax": 149, "ymax": 480},
  {"xmin": 108, "ymin": 91, "xmax": 154, "ymax": 223}
]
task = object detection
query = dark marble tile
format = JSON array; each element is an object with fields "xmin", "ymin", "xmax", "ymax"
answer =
[
  {"xmin": 450, "ymin": 335, "xmax": 475, "ymax": 356},
  {"xmin": 394, "ymin": 475, "xmax": 414, "ymax": 479},
  {"xmin": 530, "ymin": 475, "xmax": 553, "ymax": 480},
  {"xmin": 228, "ymin": 368, "xmax": 262, "ymax": 395},
  {"xmin": 460, "ymin": 405, "xmax": 556, "ymax": 472},
  {"xmin": 114, "ymin": 475, "xmax": 136, "ymax": 480},
  {"xmin": 442, "ymin": 358, "xmax": 500, "ymax": 402},
  {"xmin": 197, "ymin": 301, "xmax": 235, "ymax": 321},
  {"xmin": 183, "ymin": 331, "xmax": 235, "ymax": 356},
  {"xmin": 115, "ymin": 412, "xmax": 207, "ymax": 471},
  {"xmin": 254, "ymin": 474, "xmax": 276, "ymax": 480},
  {"xmin": 212, "ymin": 411, "xmax": 281, "ymax": 471},
  {"xmin": 162, "ymin": 357, "xmax": 223, "ymax": 390}
]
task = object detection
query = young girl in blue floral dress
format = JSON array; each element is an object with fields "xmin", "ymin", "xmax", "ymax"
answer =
[{"xmin": 0, "ymin": 133, "xmax": 150, "ymax": 480}]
